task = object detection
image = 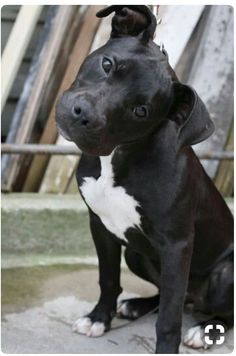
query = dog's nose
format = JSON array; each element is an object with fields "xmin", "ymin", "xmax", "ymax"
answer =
[
  {"xmin": 71, "ymin": 104, "xmax": 89, "ymax": 126},
  {"xmin": 72, "ymin": 104, "xmax": 82, "ymax": 117},
  {"xmin": 57, "ymin": 91, "xmax": 94, "ymax": 127}
]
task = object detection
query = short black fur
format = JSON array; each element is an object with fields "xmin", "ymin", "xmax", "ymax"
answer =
[{"xmin": 56, "ymin": 6, "xmax": 233, "ymax": 353}]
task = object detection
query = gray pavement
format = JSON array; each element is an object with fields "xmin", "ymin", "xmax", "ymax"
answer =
[{"xmin": 2, "ymin": 266, "xmax": 233, "ymax": 354}]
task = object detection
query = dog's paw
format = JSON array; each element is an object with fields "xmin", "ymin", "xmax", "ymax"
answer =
[
  {"xmin": 117, "ymin": 296, "xmax": 159, "ymax": 320},
  {"xmin": 183, "ymin": 325, "xmax": 210, "ymax": 349},
  {"xmin": 72, "ymin": 317, "xmax": 105, "ymax": 337},
  {"xmin": 117, "ymin": 300, "xmax": 139, "ymax": 319}
]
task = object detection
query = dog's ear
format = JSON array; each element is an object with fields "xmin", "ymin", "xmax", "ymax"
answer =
[
  {"xmin": 169, "ymin": 83, "xmax": 215, "ymax": 147},
  {"xmin": 96, "ymin": 5, "xmax": 157, "ymax": 41}
]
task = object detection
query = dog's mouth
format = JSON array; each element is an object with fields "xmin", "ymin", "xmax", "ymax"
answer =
[
  {"xmin": 75, "ymin": 136, "xmax": 118, "ymax": 156},
  {"xmin": 79, "ymin": 143, "xmax": 115, "ymax": 156},
  {"xmin": 57, "ymin": 122, "xmax": 118, "ymax": 156},
  {"xmin": 57, "ymin": 126, "xmax": 73, "ymax": 142}
]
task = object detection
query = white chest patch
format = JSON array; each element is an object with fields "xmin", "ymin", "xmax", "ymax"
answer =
[{"xmin": 80, "ymin": 152, "xmax": 141, "ymax": 242}]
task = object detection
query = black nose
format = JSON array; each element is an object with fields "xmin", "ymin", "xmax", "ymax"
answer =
[
  {"xmin": 72, "ymin": 104, "xmax": 89, "ymax": 126},
  {"xmin": 72, "ymin": 104, "xmax": 82, "ymax": 117}
]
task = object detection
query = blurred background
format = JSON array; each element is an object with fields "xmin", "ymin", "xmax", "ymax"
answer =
[{"xmin": 1, "ymin": 5, "xmax": 234, "ymax": 354}]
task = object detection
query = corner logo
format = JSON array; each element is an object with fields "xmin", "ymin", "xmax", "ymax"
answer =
[{"xmin": 204, "ymin": 321, "xmax": 225, "ymax": 346}]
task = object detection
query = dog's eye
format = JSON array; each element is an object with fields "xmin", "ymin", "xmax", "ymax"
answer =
[
  {"xmin": 102, "ymin": 57, "xmax": 112, "ymax": 73},
  {"xmin": 133, "ymin": 106, "xmax": 148, "ymax": 118}
]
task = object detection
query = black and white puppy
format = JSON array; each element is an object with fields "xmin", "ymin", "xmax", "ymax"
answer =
[{"xmin": 56, "ymin": 6, "xmax": 233, "ymax": 354}]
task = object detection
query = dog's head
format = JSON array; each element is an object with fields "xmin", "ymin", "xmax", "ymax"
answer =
[{"xmin": 56, "ymin": 5, "xmax": 214, "ymax": 156}]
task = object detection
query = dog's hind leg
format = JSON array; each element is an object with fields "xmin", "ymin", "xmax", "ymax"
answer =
[
  {"xmin": 184, "ymin": 256, "xmax": 233, "ymax": 349},
  {"xmin": 117, "ymin": 247, "xmax": 160, "ymax": 319}
]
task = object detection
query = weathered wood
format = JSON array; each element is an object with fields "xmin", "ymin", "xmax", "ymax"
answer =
[
  {"xmin": 40, "ymin": 9, "xmax": 111, "ymax": 193},
  {"xmin": 187, "ymin": 5, "xmax": 234, "ymax": 179},
  {"xmin": 21, "ymin": 6, "xmax": 85, "ymax": 193},
  {"xmin": 39, "ymin": 150, "xmax": 78, "ymax": 193},
  {"xmin": 175, "ymin": 7, "xmax": 211, "ymax": 81},
  {"xmin": 16, "ymin": 6, "xmax": 77, "ymax": 143},
  {"xmin": 214, "ymin": 120, "xmax": 234, "ymax": 196},
  {"xmin": 154, "ymin": 5, "xmax": 204, "ymax": 69},
  {"xmin": 1, "ymin": 5, "xmax": 47, "ymax": 23},
  {"xmin": 1, "ymin": 5, "xmax": 20, "ymax": 22},
  {"xmin": 1, "ymin": 5, "xmax": 43, "ymax": 111},
  {"xmin": 2, "ymin": 6, "xmax": 83, "ymax": 192},
  {"xmin": 1, "ymin": 20, "xmax": 47, "ymax": 58},
  {"xmin": 22, "ymin": 6, "xmax": 98, "ymax": 193},
  {"xmin": 1, "ymin": 6, "xmax": 57, "ymax": 191},
  {"xmin": 66, "ymin": 174, "xmax": 79, "ymax": 194}
]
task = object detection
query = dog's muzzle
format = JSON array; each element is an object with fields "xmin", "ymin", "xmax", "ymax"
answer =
[{"xmin": 56, "ymin": 91, "xmax": 117, "ymax": 155}]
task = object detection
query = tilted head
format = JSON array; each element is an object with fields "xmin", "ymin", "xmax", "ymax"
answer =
[{"xmin": 56, "ymin": 5, "xmax": 214, "ymax": 156}]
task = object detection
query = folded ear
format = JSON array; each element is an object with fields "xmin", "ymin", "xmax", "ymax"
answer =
[
  {"xmin": 169, "ymin": 83, "xmax": 215, "ymax": 147},
  {"xmin": 96, "ymin": 5, "xmax": 157, "ymax": 42}
]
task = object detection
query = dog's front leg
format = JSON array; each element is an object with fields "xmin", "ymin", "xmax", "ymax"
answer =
[
  {"xmin": 73, "ymin": 210, "xmax": 122, "ymax": 336},
  {"xmin": 155, "ymin": 238, "xmax": 193, "ymax": 353}
]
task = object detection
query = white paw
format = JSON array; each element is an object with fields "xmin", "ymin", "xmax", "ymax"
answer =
[
  {"xmin": 183, "ymin": 325, "xmax": 210, "ymax": 349},
  {"xmin": 72, "ymin": 317, "xmax": 105, "ymax": 337},
  {"xmin": 117, "ymin": 301, "xmax": 138, "ymax": 319}
]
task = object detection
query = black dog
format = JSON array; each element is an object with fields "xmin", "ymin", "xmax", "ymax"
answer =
[{"xmin": 56, "ymin": 6, "xmax": 233, "ymax": 353}]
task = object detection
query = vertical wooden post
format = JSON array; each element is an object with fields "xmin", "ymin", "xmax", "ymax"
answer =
[
  {"xmin": 214, "ymin": 121, "xmax": 234, "ymax": 196},
  {"xmin": 1, "ymin": 5, "xmax": 43, "ymax": 111},
  {"xmin": 2, "ymin": 6, "xmax": 81, "ymax": 192},
  {"xmin": 187, "ymin": 6, "xmax": 234, "ymax": 179}
]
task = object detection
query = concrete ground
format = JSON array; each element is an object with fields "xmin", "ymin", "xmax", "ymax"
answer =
[
  {"xmin": 2, "ymin": 265, "xmax": 234, "ymax": 354},
  {"xmin": 2, "ymin": 194, "xmax": 234, "ymax": 353}
]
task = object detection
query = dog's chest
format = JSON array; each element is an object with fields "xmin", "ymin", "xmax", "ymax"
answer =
[{"xmin": 80, "ymin": 154, "xmax": 141, "ymax": 242}]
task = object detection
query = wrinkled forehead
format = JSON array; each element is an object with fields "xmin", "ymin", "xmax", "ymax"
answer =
[
  {"xmin": 79, "ymin": 37, "xmax": 166, "ymax": 75},
  {"xmin": 76, "ymin": 37, "xmax": 173, "ymax": 101}
]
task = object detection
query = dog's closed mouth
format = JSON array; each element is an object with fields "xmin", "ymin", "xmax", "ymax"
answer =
[{"xmin": 57, "ymin": 126, "xmax": 73, "ymax": 142}]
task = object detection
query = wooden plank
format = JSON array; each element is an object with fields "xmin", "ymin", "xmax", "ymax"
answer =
[
  {"xmin": 175, "ymin": 7, "xmax": 210, "ymax": 81},
  {"xmin": 21, "ymin": 6, "xmax": 85, "ymax": 193},
  {"xmin": 2, "ymin": 6, "xmax": 63, "ymax": 191},
  {"xmin": 188, "ymin": 5, "xmax": 234, "ymax": 179},
  {"xmin": 1, "ymin": 5, "xmax": 20, "ymax": 21},
  {"xmin": 15, "ymin": 6, "xmax": 76, "ymax": 144},
  {"xmin": 2, "ymin": 6, "xmax": 83, "ymax": 192},
  {"xmin": 39, "ymin": 6, "xmax": 106, "ymax": 193},
  {"xmin": 39, "ymin": 145, "xmax": 78, "ymax": 193},
  {"xmin": 22, "ymin": 6, "xmax": 97, "ymax": 193},
  {"xmin": 1, "ymin": 6, "xmax": 57, "ymax": 191},
  {"xmin": 154, "ymin": 5, "xmax": 204, "ymax": 69},
  {"xmin": 4, "ymin": 72, "xmax": 28, "ymax": 99},
  {"xmin": 2, "ymin": 101, "xmax": 18, "ymax": 138},
  {"xmin": 1, "ymin": 5, "xmax": 47, "ymax": 22},
  {"xmin": 66, "ymin": 174, "xmax": 79, "ymax": 194},
  {"xmin": 214, "ymin": 120, "xmax": 234, "ymax": 196},
  {"xmin": 1, "ymin": 20, "xmax": 47, "ymax": 57},
  {"xmin": 1, "ymin": 5, "xmax": 43, "ymax": 111}
]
